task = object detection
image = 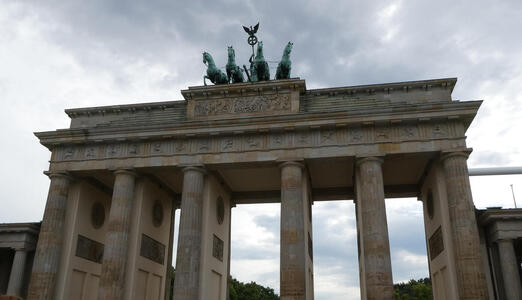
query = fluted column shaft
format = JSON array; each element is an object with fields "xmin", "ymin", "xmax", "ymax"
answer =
[
  {"xmin": 98, "ymin": 169, "xmax": 137, "ymax": 300},
  {"xmin": 356, "ymin": 157, "xmax": 393, "ymax": 300},
  {"xmin": 7, "ymin": 249, "xmax": 28, "ymax": 297},
  {"xmin": 497, "ymin": 239, "xmax": 522, "ymax": 300},
  {"xmin": 173, "ymin": 166, "xmax": 206, "ymax": 300},
  {"xmin": 27, "ymin": 173, "xmax": 71, "ymax": 300},
  {"xmin": 441, "ymin": 152, "xmax": 489, "ymax": 299},
  {"xmin": 280, "ymin": 162, "xmax": 306, "ymax": 300}
]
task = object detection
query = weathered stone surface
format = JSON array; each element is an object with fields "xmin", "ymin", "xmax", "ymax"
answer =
[
  {"xmin": 27, "ymin": 173, "xmax": 70, "ymax": 300},
  {"xmin": 6, "ymin": 249, "xmax": 27, "ymax": 297},
  {"xmin": 28, "ymin": 77, "xmax": 494, "ymax": 300},
  {"xmin": 173, "ymin": 166, "xmax": 206, "ymax": 300},
  {"xmin": 98, "ymin": 169, "xmax": 136, "ymax": 300},
  {"xmin": 355, "ymin": 157, "xmax": 394, "ymax": 300},
  {"xmin": 183, "ymin": 79, "xmax": 304, "ymax": 120},
  {"xmin": 49, "ymin": 120, "xmax": 464, "ymax": 165},
  {"xmin": 441, "ymin": 152, "xmax": 489, "ymax": 299},
  {"xmin": 280, "ymin": 161, "xmax": 307, "ymax": 300},
  {"xmin": 497, "ymin": 239, "xmax": 521, "ymax": 300}
]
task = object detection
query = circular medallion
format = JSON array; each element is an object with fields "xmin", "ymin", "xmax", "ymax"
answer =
[
  {"xmin": 91, "ymin": 202, "xmax": 105, "ymax": 229},
  {"xmin": 427, "ymin": 190, "xmax": 435, "ymax": 220},
  {"xmin": 153, "ymin": 200, "xmax": 164, "ymax": 227},
  {"xmin": 217, "ymin": 196, "xmax": 225, "ymax": 225},
  {"xmin": 247, "ymin": 35, "xmax": 258, "ymax": 46}
]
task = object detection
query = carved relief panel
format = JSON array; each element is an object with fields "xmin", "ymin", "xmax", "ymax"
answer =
[{"xmin": 52, "ymin": 120, "xmax": 461, "ymax": 163}]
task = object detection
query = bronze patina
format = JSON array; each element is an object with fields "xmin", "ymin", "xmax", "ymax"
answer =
[{"xmin": 202, "ymin": 23, "xmax": 293, "ymax": 84}]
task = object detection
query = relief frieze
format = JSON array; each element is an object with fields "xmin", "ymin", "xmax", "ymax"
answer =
[
  {"xmin": 194, "ymin": 94, "xmax": 291, "ymax": 117},
  {"xmin": 295, "ymin": 131, "xmax": 311, "ymax": 146},
  {"xmin": 221, "ymin": 137, "xmax": 236, "ymax": 151},
  {"xmin": 375, "ymin": 127, "xmax": 391, "ymax": 142},
  {"xmin": 431, "ymin": 123, "xmax": 448, "ymax": 138},
  {"xmin": 127, "ymin": 143, "xmax": 140, "ymax": 156},
  {"xmin": 401, "ymin": 124, "xmax": 418, "ymax": 139},
  {"xmin": 348, "ymin": 127, "xmax": 364, "ymax": 143},
  {"xmin": 52, "ymin": 122, "xmax": 460, "ymax": 162},
  {"xmin": 320, "ymin": 129, "xmax": 337, "ymax": 145}
]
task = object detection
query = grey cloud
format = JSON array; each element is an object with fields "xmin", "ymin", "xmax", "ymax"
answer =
[
  {"xmin": 3, "ymin": 0, "xmax": 522, "ymax": 298},
  {"xmin": 470, "ymin": 151, "xmax": 512, "ymax": 166}
]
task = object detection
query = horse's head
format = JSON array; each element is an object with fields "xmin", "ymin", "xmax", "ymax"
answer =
[
  {"xmin": 227, "ymin": 46, "xmax": 235, "ymax": 58},
  {"xmin": 285, "ymin": 42, "xmax": 293, "ymax": 55},
  {"xmin": 202, "ymin": 52, "xmax": 211, "ymax": 65},
  {"xmin": 256, "ymin": 41, "xmax": 264, "ymax": 58}
]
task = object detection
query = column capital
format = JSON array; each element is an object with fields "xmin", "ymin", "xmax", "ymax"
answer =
[
  {"xmin": 440, "ymin": 148, "xmax": 473, "ymax": 161},
  {"xmin": 182, "ymin": 165, "xmax": 207, "ymax": 174},
  {"xmin": 279, "ymin": 160, "xmax": 305, "ymax": 169},
  {"xmin": 11, "ymin": 247, "xmax": 28, "ymax": 252},
  {"xmin": 496, "ymin": 238, "xmax": 514, "ymax": 244},
  {"xmin": 355, "ymin": 155, "xmax": 384, "ymax": 166},
  {"xmin": 113, "ymin": 168, "xmax": 137, "ymax": 177}
]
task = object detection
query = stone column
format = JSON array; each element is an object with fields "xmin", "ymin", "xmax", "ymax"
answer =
[
  {"xmin": 280, "ymin": 161, "xmax": 306, "ymax": 300},
  {"xmin": 355, "ymin": 157, "xmax": 394, "ymax": 300},
  {"xmin": 98, "ymin": 169, "xmax": 137, "ymax": 300},
  {"xmin": 6, "ymin": 248, "xmax": 28, "ymax": 297},
  {"xmin": 27, "ymin": 172, "xmax": 71, "ymax": 300},
  {"xmin": 173, "ymin": 166, "xmax": 206, "ymax": 300},
  {"xmin": 497, "ymin": 239, "xmax": 522, "ymax": 300},
  {"xmin": 441, "ymin": 151, "xmax": 489, "ymax": 299}
]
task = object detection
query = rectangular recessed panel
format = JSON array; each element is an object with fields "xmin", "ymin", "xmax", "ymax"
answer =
[
  {"xmin": 140, "ymin": 234, "xmax": 166, "ymax": 265},
  {"xmin": 85, "ymin": 274, "xmax": 100, "ymax": 300},
  {"xmin": 149, "ymin": 274, "xmax": 162, "ymax": 300},
  {"xmin": 211, "ymin": 270, "xmax": 222, "ymax": 300},
  {"xmin": 135, "ymin": 269, "xmax": 148, "ymax": 300},
  {"xmin": 76, "ymin": 235, "xmax": 104, "ymax": 264},
  {"xmin": 68, "ymin": 269, "xmax": 86, "ymax": 300},
  {"xmin": 429, "ymin": 226, "xmax": 444, "ymax": 260},
  {"xmin": 213, "ymin": 234, "xmax": 224, "ymax": 262},
  {"xmin": 308, "ymin": 232, "xmax": 313, "ymax": 262}
]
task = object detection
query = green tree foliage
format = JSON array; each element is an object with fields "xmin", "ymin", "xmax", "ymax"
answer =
[
  {"xmin": 229, "ymin": 276, "xmax": 280, "ymax": 300},
  {"xmin": 394, "ymin": 278, "xmax": 432, "ymax": 300},
  {"xmin": 169, "ymin": 266, "xmax": 175, "ymax": 300},
  {"xmin": 168, "ymin": 269, "xmax": 279, "ymax": 300}
]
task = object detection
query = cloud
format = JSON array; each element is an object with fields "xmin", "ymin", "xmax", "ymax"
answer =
[{"xmin": 2, "ymin": 1, "xmax": 522, "ymax": 299}]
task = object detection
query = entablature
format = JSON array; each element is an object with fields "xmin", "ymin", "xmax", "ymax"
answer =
[
  {"xmin": 61, "ymin": 77, "xmax": 458, "ymax": 129},
  {"xmin": 36, "ymin": 100, "xmax": 480, "ymax": 149}
]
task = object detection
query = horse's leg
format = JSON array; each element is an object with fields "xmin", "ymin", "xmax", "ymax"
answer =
[{"xmin": 204, "ymin": 75, "xmax": 208, "ymax": 86}]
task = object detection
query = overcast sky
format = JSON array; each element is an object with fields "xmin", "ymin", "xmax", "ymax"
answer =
[{"xmin": 1, "ymin": 1, "xmax": 522, "ymax": 299}]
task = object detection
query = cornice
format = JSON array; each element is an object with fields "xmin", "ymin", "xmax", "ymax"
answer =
[
  {"xmin": 62, "ymin": 78, "xmax": 456, "ymax": 119},
  {"xmin": 35, "ymin": 100, "xmax": 481, "ymax": 148},
  {"xmin": 181, "ymin": 78, "xmax": 306, "ymax": 100},
  {"xmin": 304, "ymin": 77, "xmax": 457, "ymax": 97},
  {"xmin": 65, "ymin": 100, "xmax": 185, "ymax": 118},
  {"xmin": 478, "ymin": 208, "xmax": 522, "ymax": 225}
]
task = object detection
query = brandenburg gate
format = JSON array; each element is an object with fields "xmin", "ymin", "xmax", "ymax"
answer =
[{"xmin": 27, "ymin": 77, "xmax": 491, "ymax": 299}]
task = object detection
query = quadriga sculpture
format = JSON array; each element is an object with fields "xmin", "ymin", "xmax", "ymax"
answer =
[
  {"xmin": 252, "ymin": 41, "xmax": 270, "ymax": 81},
  {"xmin": 226, "ymin": 46, "xmax": 244, "ymax": 84},
  {"xmin": 203, "ymin": 52, "xmax": 228, "ymax": 86},
  {"xmin": 276, "ymin": 42, "xmax": 293, "ymax": 80}
]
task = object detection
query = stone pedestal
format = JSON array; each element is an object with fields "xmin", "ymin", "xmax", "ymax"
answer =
[
  {"xmin": 98, "ymin": 169, "xmax": 137, "ymax": 300},
  {"xmin": 173, "ymin": 166, "xmax": 206, "ymax": 300},
  {"xmin": 280, "ymin": 161, "xmax": 307, "ymax": 300},
  {"xmin": 355, "ymin": 157, "xmax": 394, "ymax": 300},
  {"xmin": 441, "ymin": 151, "xmax": 489, "ymax": 299},
  {"xmin": 6, "ymin": 249, "xmax": 27, "ymax": 297},
  {"xmin": 497, "ymin": 239, "xmax": 522, "ymax": 300},
  {"xmin": 27, "ymin": 172, "xmax": 71, "ymax": 300}
]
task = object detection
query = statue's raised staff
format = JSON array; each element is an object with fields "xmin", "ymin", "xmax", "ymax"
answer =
[
  {"xmin": 203, "ymin": 52, "xmax": 228, "ymax": 85},
  {"xmin": 226, "ymin": 46, "xmax": 244, "ymax": 84},
  {"xmin": 276, "ymin": 42, "xmax": 293, "ymax": 80}
]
